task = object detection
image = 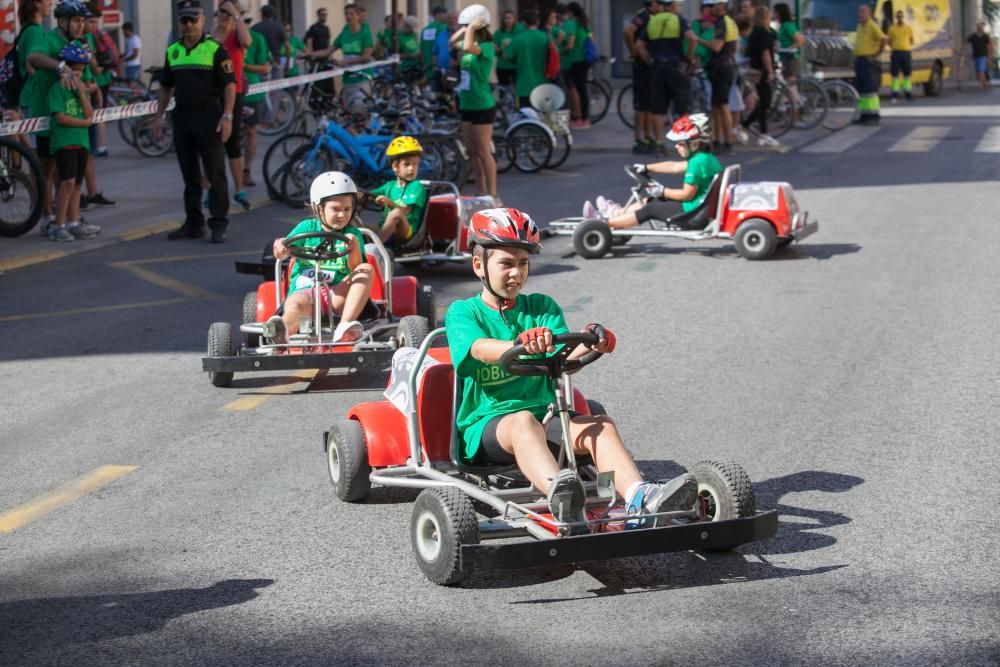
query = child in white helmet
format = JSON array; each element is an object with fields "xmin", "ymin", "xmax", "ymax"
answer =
[{"xmin": 269, "ymin": 171, "xmax": 374, "ymax": 344}]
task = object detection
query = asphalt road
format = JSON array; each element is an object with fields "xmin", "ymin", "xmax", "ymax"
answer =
[{"xmin": 1, "ymin": 107, "xmax": 999, "ymax": 666}]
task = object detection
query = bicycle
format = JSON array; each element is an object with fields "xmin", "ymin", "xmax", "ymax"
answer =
[
  {"xmin": 586, "ymin": 56, "xmax": 615, "ymax": 123},
  {"xmin": 773, "ymin": 53, "xmax": 828, "ymax": 131},
  {"xmin": 804, "ymin": 58, "xmax": 859, "ymax": 130},
  {"xmin": 107, "ymin": 67, "xmax": 161, "ymax": 148},
  {"xmin": 0, "ymin": 135, "xmax": 43, "ymax": 237}
]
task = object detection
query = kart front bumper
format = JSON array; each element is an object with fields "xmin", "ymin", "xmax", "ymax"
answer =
[
  {"xmin": 202, "ymin": 350, "xmax": 395, "ymax": 373},
  {"xmin": 461, "ymin": 510, "xmax": 778, "ymax": 571}
]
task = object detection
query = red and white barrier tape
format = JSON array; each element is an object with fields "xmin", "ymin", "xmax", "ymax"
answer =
[{"xmin": 0, "ymin": 56, "xmax": 398, "ymax": 137}]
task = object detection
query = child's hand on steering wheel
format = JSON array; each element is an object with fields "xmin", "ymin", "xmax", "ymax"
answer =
[
  {"xmin": 585, "ymin": 323, "xmax": 617, "ymax": 354},
  {"xmin": 517, "ymin": 327, "xmax": 554, "ymax": 355},
  {"xmin": 645, "ymin": 182, "xmax": 665, "ymax": 200},
  {"xmin": 631, "ymin": 163, "xmax": 648, "ymax": 175}
]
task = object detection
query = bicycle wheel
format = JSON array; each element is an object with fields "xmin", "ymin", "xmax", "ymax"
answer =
[
  {"xmin": 588, "ymin": 79, "xmax": 610, "ymax": 124},
  {"xmin": 279, "ymin": 144, "xmax": 337, "ymax": 208},
  {"xmin": 116, "ymin": 94, "xmax": 150, "ymax": 147},
  {"xmin": 0, "ymin": 137, "xmax": 43, "ymax": 237},
  {"xmin": 767, "ymin": 84, "xmax": 793, "ymax": 139},
  {"xmin": 616, "ymin": 84, "xmax": 635, "ymax": 129},
  {"xmin": 263, "ymin": 132, "xmax": 314, "ymax": 200},
  {"xmin": 493, "ymin": 135, "xmax": 514, "ymax": 174},
  {"xmin": 507, "ymin": 123, "xmax": 552, "ymax": 174},
  {"xmin": 133, "ymin": 116, "xmax": 173, "ymax": 157},
  {"xmin": 430, "ymin": 137, "xmax": 469, "ymax": 187},
  {"xmin": 791, "ymin": 78, "xmax": 828, "ymax": 130},
  {"xmin": 257, "ymin": 88, "xmax": 296, "ymax": 136},
  {"xmin": 821, "ymin": 80, "xmax": 859, "ymax": 130},
  {"xmin": 545, "ymin": 131, "xmax": 572, "ymax": 170}
]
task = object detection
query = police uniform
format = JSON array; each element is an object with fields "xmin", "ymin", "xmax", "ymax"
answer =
[
  {"xmin": 640, "ymin": 8, "xmax": 690, "ymax": 117},
  {"xmin": 161, "ymin": 0, "xmax": 236, "ymax": 241}
]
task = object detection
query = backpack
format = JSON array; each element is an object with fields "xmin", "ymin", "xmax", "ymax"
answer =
[
  {"xmin": 544, "ymin": 37, "xmax": 561, "ymax": 81},
  {"xmin": 583, "ymin": 34, "xmax": 600, "ymax": 65},
  {"xmin": 0, "ymin": 30, "xmax": 25, "ymax": 109},
  {"xmin": 94, "ymin": 30, "xmax": 120, "ymax": 69}
]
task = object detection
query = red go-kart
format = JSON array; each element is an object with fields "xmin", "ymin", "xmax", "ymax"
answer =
[{"xmin": 324, "ymin": 328, "xmax": 777, "ymax": 585}]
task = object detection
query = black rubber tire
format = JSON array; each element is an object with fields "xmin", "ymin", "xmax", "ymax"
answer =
[
  {"xmin": 326, "ymin": 419, "xmax": 372, "ymax": 502},
  {"xmin": 545, "ymin": 131, "xmax": 572, "ymax": 170},
  {"xmin": 585, "ymin": 399, "xmax": 607, "ymax": 416},
  {"xmin": 417, "ymin": 285, "xmax": 437, "ymax": 330},
  {"xmin": 133, "ymin": 116, "xmax": 172, "ymax": 158},
  {"xmin": 410, "ymin": 487, "xmax": 480, "ymax": 585},
  {"xmin": 262, "ymin": 132, "xmax": 312, "ymax": 201},
  {"xmin": 689, "ymin": 459, "xmax": 756, "ymax": 525},
  {"xmin": 616, "ymin": 83, "xmax": 635, "ymax": 129},
  {"xmin": 397, "ymin": 315, "xmax": 430, "ymax": 348},
  {"xmin": 733, "ymin": 218, "xmax": 778, "ymax": 261},
  {"xmin": 493, "ymin": 135, "xmax": 514, "ymax": 174},
  {"xmin": 242, "ymin": 291, "xmax": 261, "ymax": 348},
  {"xmin": 777, "ymin": 237, "xmax": 794, "ymax": 249},
  {"xmin": 923, "ymin": 61, "xmax": 943, "ymax": 97},
  {"xmin": 508, "ymin": 123, "xmax": 552, "ymax": 174},
  {"xmin": 207, "ymin": 322, "xmax": 234, "ymax": 387},
  {"xmin": 573, "ymin": 218, "xmax": 613, "ymax": 259},
  {"xmin": 588, "ymin": 79, "xmax": 611, "ymax": 124},
  {"xmin": 256, "ymin": 87, "xmax": 296, "ymax": 136},
  {"xmin": 279, "ymin": 144, "xmax": 336, "ymax": 208},
  {"xmin": 0, "ymin": 137, "xmax": 43, "ymax": 237}
]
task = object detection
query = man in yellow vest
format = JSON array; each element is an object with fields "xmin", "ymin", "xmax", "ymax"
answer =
[
  {"xmin": 853, "ymin": 3, "xmax": 887, "ymax": 125},
  {"xmin": 150, "ymin": 0, "xmax": 236, "ymax": 243},
  {"xmin": 636, "ymin": 0, "xmax": 695, "ymax": 153},
  {"xmin": 887, "ymin": 9, "xmax": 914, "ymax": 102}
]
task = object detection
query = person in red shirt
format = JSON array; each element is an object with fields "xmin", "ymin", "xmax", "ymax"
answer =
[{"xmin": 211, "ymin": 0, "xmax": 252, "ymax": 210}]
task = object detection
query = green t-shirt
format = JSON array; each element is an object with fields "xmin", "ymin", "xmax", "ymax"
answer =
[
  {"xmin": 284, "ymin": 218, "xmax": 365, "ymax": 293},
  {"xmin": 17, "ymin": 22, "xmax": 47, "ymax": 110},
  {"xmin": 777, "ymin": 21, "xmax": 799, "ymax": 56},
  {"xmin": 371, "ymin": 178, "xmax": 427, "ymax": 238},
  {"xmin": 458, "ymin": 41, "xmax": 496, "ymax": 112},
  {"xmin": 692, "ymin": 19, "xmax": 716, "ymax": 68},
  {"xmin": 47, "ymin": 81, "xmax": 89, "ymax": 152},
  {"xmin": 495, "ymin": 25, "xmax": 524, "ymax": 70},
  {"xmin": 284, "ymin": 35, "xmax": 305, "ymax": 76},
  {"xmin": 420, "ymin": 21, "xmax": 445, "ymax": 69},
  {"xmin": 398, "ymin": 31, "xmax": 421, "ymax": 73},
  {"xmin": 22, "ymin": 29, "xmax": 92, "ymax": 136},
  {"xmin": 244, "ymin": 30, "xmax": 270, "ymax": 103},
  {"xmin": 334, "ymin": 24, "xmax": 374, "ymax": 84},
  {"xmin": 506, "ymin": 28, "xmax": 549, "ymax": 98},
  {"xmin": 682, "ymin": 151, "xmax": 723, "ymax": 213},
  {"xmin": 445, "ymin": 293, "xmax": 570, "ymax": 463},
  {"xmin": 557, "ymin": 18, "xmax": 577, "ymax": 70},
  {"xmin": 84, "ymin": 34, "xmax": 113, "ymax": 87}
]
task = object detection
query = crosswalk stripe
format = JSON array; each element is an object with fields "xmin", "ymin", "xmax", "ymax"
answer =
[
  {"xmin": 881, "ymin": 105, "xmax": 1000, "ymax": 118},
  {"xmin": 888, "ymin": 125, "xmax": 951, "ymax": 152},
  {"xmin": 802, "ymin": 126, "xmax": 881, "ymax": 153},
  {"xmin": 974, "ymin": 127, "xmax": 1000, "ymax": 153}
]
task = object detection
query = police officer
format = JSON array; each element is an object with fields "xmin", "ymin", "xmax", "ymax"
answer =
[
  {"xmin": 151, "ymin": 0, "xmax": 236, "ymax": 243},
  {"xmin": 637, "ymin": 0, "xmax": 694, "ymax": 153}
]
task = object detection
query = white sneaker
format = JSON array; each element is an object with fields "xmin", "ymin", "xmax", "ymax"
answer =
[
  {"xmin": 757, "ymin": 135, "xmax": 780, "ymax": 147},
  {"xmin": 734, "ymin": 127, "xmax": 749, "ymax": 145},
  {"xmin": 333, "ymin": 319, "xmax": 363, "ymax": 343},
  {"xmin": 595, "ymin": 195, "xmax": 610, "ymax": 214},
  {"xmin": 582, "ymin": 200, "xmax": 598, "ymax": 219}
]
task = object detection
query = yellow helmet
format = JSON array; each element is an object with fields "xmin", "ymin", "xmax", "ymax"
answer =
[{"xmin": 386, "ymin": 136, "xmax": 424, "ymax": 160}]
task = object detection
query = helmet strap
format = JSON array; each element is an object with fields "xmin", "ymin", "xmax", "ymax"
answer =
[{"xmin": 478, "ymin": 248, "xmax": 513, "ymax": 325}]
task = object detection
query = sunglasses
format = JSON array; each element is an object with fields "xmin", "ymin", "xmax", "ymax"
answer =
[{"xmin": 179, "ymin": 16, "xmax": 199, "ymax": 25}]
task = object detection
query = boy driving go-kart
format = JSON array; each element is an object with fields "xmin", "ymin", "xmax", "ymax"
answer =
[
  {"xmin": 270, "ymin": 171, "xmax": 374, "ymax": 344},
  {"xmin": 583, "ymin": 114, "xmax": 722, "ymax": 231},
  {"xmin": 445, "ymin": 207, "xmax": 700, "ymax": 529}
]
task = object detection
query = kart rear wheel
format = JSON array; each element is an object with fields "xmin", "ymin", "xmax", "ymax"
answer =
[
  {"xmin": 690, "ymin": 460, "xmax": 756, "ymax": 551},
  {"xmin": 207, "ymin": 322, "xmax": 234, "ymax": 387},
  {"xmin": 326, "ymin": 419, "xmax": 372, "ymax": 502},
  {"xmin": 585, "ymin": 399, "xmax": 607, "ymax": 416},
  {"xmin": 733, "ymin": 218, "xmax": 778, "ymax": 261},
  {"xmin": 397, "ymin": 315, "xmax": 430, "ymax": 348},
  {"xmin": 573, "ymin": 219, "xmax": 613, "ymax": 259},
  {"xmin": 411, "ymin": 487, "xmax": 480, "ymax": 585},
  {"xmin": 242, "ymin": 291, "xmax": 261, "ymax": 348},
  {"xmin": 417, "ymin": 285, "xmax": 437, "ymax": 330}
]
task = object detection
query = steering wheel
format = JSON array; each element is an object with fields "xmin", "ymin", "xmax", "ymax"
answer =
[
  {"xmin": 356, "ymin": 189, "xmax": 384, "ymax": 213},
  {"xmin": 498, "ymin": 332, "xmax": 604, "ymax": 377},
  {"xmin": 624, "ymin": 164, "xmax": 652, "ymax": 186},
  {"xmin": 282, "ymin": 231, "xmax": 352, "ymax": 262}
]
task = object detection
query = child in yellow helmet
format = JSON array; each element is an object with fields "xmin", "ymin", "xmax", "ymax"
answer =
[{"xmin": 369, "ymin": 136, "xmax": 429, "ymax": 245}]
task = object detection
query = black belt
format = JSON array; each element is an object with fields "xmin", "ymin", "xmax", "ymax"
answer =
[{"xmin": 174, "ymin": 101, "xmax": 222, "ymax": 112}]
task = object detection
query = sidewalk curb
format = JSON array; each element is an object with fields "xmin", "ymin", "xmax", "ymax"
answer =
[{"xmin": 0, "ymin": 197, "xmax": 273, "ymax": 275}]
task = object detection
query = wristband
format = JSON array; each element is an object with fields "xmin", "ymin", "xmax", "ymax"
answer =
[
  {"xmin": 221, "ymin": 112, "xmax": 234, "ymax": 121},
  {"xmin": 57, "ymin": 61, "xmax": 68, "ymax": 75}
]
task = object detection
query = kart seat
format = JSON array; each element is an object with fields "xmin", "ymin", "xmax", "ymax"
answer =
[
  {"xmin": 656, "ymin": 164, "xmax": 740, "ymax": 231},
  {"xmin": 392, "ymin": 184, "xmax": 458, "ymax": 256}
]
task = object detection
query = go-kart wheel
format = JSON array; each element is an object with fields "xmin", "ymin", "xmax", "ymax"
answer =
[
  {"xmin": 733, "ymin": 218, "xmax": 778, "ymax": 261},
  {"xmin": 410, "ymin": 487, "xmax": 480, "ymax": 586},
  {"xmin": 586, "ymin": 399, "xmax": 607, "ymax": 416},
  {"xmin": 242, "ymin": 291, "xmax": 261, "ymax": 348},
  {"xmin": 207, "ymin": 322, "xmax": 234, "ymax": 387},
  {"xmin": 417, "ymin": 285, "xmax": 437, "ymax": 330},
  {"xmin": 326, "ymin": 419, "xmax": 372, "ymax": 502},
  {"xmin": 777, "ymin": 237, "xmax": 794, "ymax": 249},
  {"xmin": 573, "ymin": 218, "xmax": 613, "ymax": 260},
  {"xmin": 397, "ymin": 315, "xmax": 430, "ymax": 348},
  {"xmin": 690, "ymin": 460, "xmax": 756, "ymax": 550}
]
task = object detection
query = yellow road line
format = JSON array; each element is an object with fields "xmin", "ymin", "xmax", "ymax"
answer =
[
  {"xmin": 108, "ymin": 261, "xmax": 220, "ymax": 300},
  {"xmin": 117, "ymin": 221, "xmax": 182, "ymax": 242},
  {"xmin": 0, "ymin": 249, "xmax": 68, "ymax": 273},
  {"xmin": 123, "ymin": 250, "xmax": 253, "ymax": 265},
  {"xmin": 0, "ymin": 465, "xmax": 139, "ymax": 534},
  {"xmin": 223, "ymin": 369, "xmax": 319, "ymax": 411},
  {"xmin": 0, "ymin": 298, "xmax": 187, "ymax": 323}
]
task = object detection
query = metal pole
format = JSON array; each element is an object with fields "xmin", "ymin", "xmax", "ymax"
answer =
[
  {"xmin": 392, "ymin": 0, "xmax": 399, "ymax": 72},
  {"xmin": 795, "ymin": 0, "xmax": 801, "ymax": 29}
]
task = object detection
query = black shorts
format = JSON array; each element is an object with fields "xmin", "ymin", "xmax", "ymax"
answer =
[
  {"xmin": 35, "ymin": 135, "xmax": 51, "ymax": 159},
  {"xmin": 54, "ymin": 146, "xmax": 87, "ymax": 184},
  {"xmin": 243, "ymin": 101, "xmax": 261, "ymax": 128},
  {"xmin": 478, "ymin": 411, "xmax": 566, "ymax": 465},
  {"xmin": 496, "ymin": 68, "xmax": 516, "ymax": 86},
  {"xmin": 460, "ymin": 107, "xmax": 496, "ymax": 125},
  {"xmin": 224, "ymin": 93, "xmax": 244, "ymax": 159},
  {"xmin": 650, "ymin": 60, "xmax": 689, "ymax": 116},
  {"xmin": 632, "ymin": 60, "xmax": 653, "ymax": 112},
  {"xmin": 635, "ymin": 198, "xmax": 680, "ymax": 225},
  {"xmin": 708, "ymin": 62, "xmax": 736, "ymax": 107}
]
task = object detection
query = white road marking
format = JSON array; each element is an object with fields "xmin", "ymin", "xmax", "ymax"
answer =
[
  {"xmin": 881, "ymin": 105, "xmax": 1000, "ymax": 118},
  {"xmin": 802, "ymin": 126, "xmax": 881, "ymax": 153},
  {"xmin": 888, "ymin": 125, "xmax": 951, "ymax": 152},
  {"xmin": 974, "ymin": 127, "xmax": 1000, "ymax": 153}
]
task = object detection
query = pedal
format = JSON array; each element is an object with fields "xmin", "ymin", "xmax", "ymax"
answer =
[{"xmin": 549, "ymin": 491, "xmax": 573, "ymax": 524}]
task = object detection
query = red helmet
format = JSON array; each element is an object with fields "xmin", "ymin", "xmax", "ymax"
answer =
[
  {"xmin": 667, "ymin": 113, "xmax": 711, "ymax": 142},
  {"xmin": 468, "ymin": 207, "xmax": 542, "ymax": 254}
]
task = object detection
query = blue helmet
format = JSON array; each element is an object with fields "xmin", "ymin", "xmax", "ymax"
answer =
[
  {"xmin": 60, "ymin": 43, "xmax": 91, "ymax": 64},
  {"xmin": 54, "ymin": 0, "xmax": 90, "ymax": 19}
]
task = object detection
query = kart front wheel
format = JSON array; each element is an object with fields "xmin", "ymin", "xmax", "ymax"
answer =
[
  {"xmin": 417, "ymin": 285, "xmax": 437, "ymax": 330},
  {"xmin": 207, "ymin": 322, "xmax": 234, "ymax": 387},
  {"xmin": 734, "ymin": 218, "xmax": 778, "ymax": 261},
  {"xmin": 397, "ymin": 315, "xmax": 430, "ymax": 348},
  {"xmin": 573, "ymin": 219, "xmax": 613, "ymax": 259},
  {"xmin": 690, "ymin": 460, "xmax": 756, "ymax": 551},
  {"xmin": 326, "ymin": 419, "xmax": 372, "ymax": 502},
  {"xmin": 242, "ymin": 291, "xmax": 261, "ymax": 348},
  {"xmin": 411, "ymin": 487, "xmax": 480, "ymax": 586}
]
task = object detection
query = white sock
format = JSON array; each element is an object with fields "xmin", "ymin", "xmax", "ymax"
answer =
[
  {"xmin": 67, "ymin": 220, "xmax": 79, "ymax": 227},
  {"xmin": 624, "ymin": 480, "xmax": 644, "ymax": 506}
]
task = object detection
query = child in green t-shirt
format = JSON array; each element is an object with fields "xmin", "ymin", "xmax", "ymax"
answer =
[
  {"xmin": 46, "ymin": 44, "xmax": 99, "ymax": 243},
  {"xmin": 445, "ymin": 207, "xmax": 699, "ymax": 529},
  {"xmin": 367, "ymin": 136, "xmax": 428, "ymax": 245},
  {"xmin": 269, "ymin": 171, "xmax": 374, "ymax": 344},
  {"xmin": 584, "ymin": 114, "xmax": 722, "ymax": 230}
]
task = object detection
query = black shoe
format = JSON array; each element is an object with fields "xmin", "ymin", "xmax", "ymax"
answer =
[
  {"xmin": 210, "ymin": 227, "xmax": 227, "ymax": 243},
  {"xmin": 88, "ymin": 192, "xmax": 116, "ymax": 207},
  {"xmin": 167, "ymin": 225, "xmax": 206, "ymax": 240},
  {"xmin": 79, "ymin": 194, "xmax": 90, "ymax": 211}
]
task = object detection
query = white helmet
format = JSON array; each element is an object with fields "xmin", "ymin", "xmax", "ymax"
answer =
[
  {"xmin": 700, "ymin": 0, "xmax": 725, "ymax": 5},
  {"xmin": 458, "ymin": 4, "xmax": 490, "ymax": 26},
  {"xmin": 309, "ymin": 171, "xmax": 357, "ymax": 207}
]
